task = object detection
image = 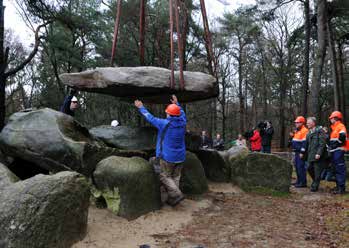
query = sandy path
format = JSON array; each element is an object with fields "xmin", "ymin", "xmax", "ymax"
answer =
[{"xmin": 73, "ymin": 183, "xmax": 348, "ymax": 248}]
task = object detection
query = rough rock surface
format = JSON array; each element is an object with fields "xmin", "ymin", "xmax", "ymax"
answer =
[
  {"xmin": 195, "ymin": 149, "xmax": 231, "ymax": 182},
  {"xmin": 0, "ymin": 108, "xmax": 146, "ymax": 176},
  {"xmin": 0, "ymin": 172, "xmax": 90, "ymax": 248},
  {"xmin": 60, "ymin": 66, "xmax": 218, "ymax": 103},
  {"xmin": 180, "ymin": 151, "xmax": 208, "ymax": 195},
  {"xmin": 231, "ymin": 153, "xmax": 292, "ymax": 192},
  {"xmin": 0, "ymin": 163, "xmax": 19, "ymax": 189},
  {"xmin": 93, "ymin": 156, "xmax": 161, "ymax": 219},
  {"xmin": 90, "ymin": 125, "xmax": 157, "ymax": 151}
]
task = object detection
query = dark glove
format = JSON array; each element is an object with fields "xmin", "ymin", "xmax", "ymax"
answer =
[{"xmin": 69, "ymin": 88, "xmax": 77, "ymax": 96}]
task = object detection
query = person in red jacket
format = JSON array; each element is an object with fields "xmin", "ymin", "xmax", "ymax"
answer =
[{"xmin": 249, "ymin": 128, "xmax": 262, "ymax": 152}]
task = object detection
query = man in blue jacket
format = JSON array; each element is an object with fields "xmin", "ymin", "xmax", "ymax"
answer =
[{"xmin": 135, "ymin": 95, "xmax": 186, "ymax": 206}]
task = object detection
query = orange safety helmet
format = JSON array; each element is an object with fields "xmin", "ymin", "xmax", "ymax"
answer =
[
  {"xmin": 294, "ymin": 116, "xmax": 306, "ymax": 124},
  {"xmin": 165, "ymin": 104, "xmax": 181, "ymax": 116},
  {"xmin": 329, "ymin": 111, "xmax": 343, "ymax": 120}
]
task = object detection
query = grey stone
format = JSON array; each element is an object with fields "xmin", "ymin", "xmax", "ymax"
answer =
[
  {"xmin": 0, "ymin": 108, "xmax": 146, "ymax": 176},
  {"xmin": 180, "ymin": 151, "xmax": 208, "ymax": 195},
  {"xmin": 0, "ymin": 171, "xmax": 90, "ymax": 248},
  {"xmin": 195, "ymin": 149, "xmax": 231, "ymax": 182},
  {"xmin": 0, "ymin": 163, "xmax": 19, "ymax": 190},
  {"xmin": 231, "ymin": 153, "xmax": 293, "ymax": 192},
  {"xmin": 59, "ymin": 66, "xmax": 218, "ymax": 103},
  {"xmin": 90, "ymin": 125, "xmax": 157, "ymax": 151},
  {"xmin": 93, "ymin": 156, "xmax": 161, "ymax": 219}
]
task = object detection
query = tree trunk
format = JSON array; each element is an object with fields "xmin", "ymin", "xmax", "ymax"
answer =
[
  {"xmin": 309, "ymin": 0, "xmax": 327, "ymax": 120},
  {"xmin": 327, "ymin": 17, "xmax": 340, "ymax": 110},
  {"xmin": 302, "ymin": 0, "xmax": 310, "ymax": 116},
  {"xmin": 0, "ymin": 2, "xmax": 6, "ymax": 131},
  {"xmin": 238, "ymin": 47, "xmax": 244, "ymax": 133},
  {"xmin": 337, "ymin": 41, "xmax": 346, "ymax": 123}
]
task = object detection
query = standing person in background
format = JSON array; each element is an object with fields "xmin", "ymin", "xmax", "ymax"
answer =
[
  {"xmin": 300, "ymin": 117, "xmax": 327, "ymax": 192},
  {"xmin": 249, "ymin": 128, "xmax": 262, "ymax": 152},
  {"xmin": 260, "ymin": 121, "xmax": 274, "ymax": 153},
  {"xmin": 291, "ymin": 116, "xmax": 308, "ymax": 188},
  {"xmin": 200, "ymin": 130, "xmax": 212, "ymax": 149},
  {"xmin": 328, "ymin": 111, "xmax": 347, "ymax": 194},
  {"xmin": 235, "ymin": 134, "xmax": 247, "ymax": 147},
  {"xmin": 213, "ymin": 133, "xmax": 225, "ymax": 151},
  {"xmin": 60, "ymin": 89, "xmax": 79, "ymax": 116}
]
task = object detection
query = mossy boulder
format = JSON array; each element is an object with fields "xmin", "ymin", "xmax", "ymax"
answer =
[
  {"xmin": 0, "ymin": 163, "xmax": 19, "ymax": 189},
  {"xmin": 180, "ymin": 151, "xmax": 208, "ymax": 195},
  {"xmin": 93, "ymin": 156, "xmax": 161, "ymax": 220},
  {"xmin": 0, "ymin": 108, "xmax": 146, "ymax": 176},
  {"xmin": 0, "ymin": 172, "xmax": 90, "ymax": 248},
  {"xmin": 231, "ymin": 153, "xmax": 292, "ymax": 192},
  {"xmin": 195, "ymin": 149, "xmax": 231, "ymax": 182}
]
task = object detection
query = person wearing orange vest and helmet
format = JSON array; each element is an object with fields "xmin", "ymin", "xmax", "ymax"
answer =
[
  {"xmin": 292, "ymin": 116, "xmax": 309, "ymax": 188},
  {"xmin": 329, "ymin": 111, "xmax": 347, "ymax": 194}
]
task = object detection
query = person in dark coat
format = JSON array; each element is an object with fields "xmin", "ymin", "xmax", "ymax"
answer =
[
  {"xmin": 60, "ymin": 89, "xmax": 79, "ymax": 116},
  {"xmin": 213, "ymin": 133, "xmax": 224, "ymax": 151},
  {"xmin": 260, "ymin": 121, "xmax": 274, "ymax": 153},
  {"xmin": 300, "ymin": 117, "xmax": 327, "ymax": 192},
  {"xmin": 200, "ymin": 130, "xmax": 212, "ymax": 149}
]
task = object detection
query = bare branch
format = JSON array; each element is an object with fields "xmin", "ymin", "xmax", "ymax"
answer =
[{"xmin": 5, "ymin": 21, "xmax": 51, "ymax": 78}]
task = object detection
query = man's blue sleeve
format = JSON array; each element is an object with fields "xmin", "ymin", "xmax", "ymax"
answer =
[
  {"xmin": 177, "ymin": 102, "xmax": 186, "ymax": 121},
  {"xmin": 139, "ymin": 106, "xmax": 167, "ymax": 129}
]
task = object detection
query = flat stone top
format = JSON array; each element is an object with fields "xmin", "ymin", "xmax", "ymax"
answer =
[{"xmin": 59, "ymin": 66, "xmax": 218, "ymax": 103}]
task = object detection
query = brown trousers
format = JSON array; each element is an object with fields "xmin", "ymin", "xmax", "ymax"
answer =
[{"xmin": 150, "ymin": 157, "xmax": 183, "ymax": 202}]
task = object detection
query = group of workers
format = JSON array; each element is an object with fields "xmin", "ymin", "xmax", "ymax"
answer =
[{"xmin": 291, "ymin": 112, "xmax": 347, "ymax": 194}]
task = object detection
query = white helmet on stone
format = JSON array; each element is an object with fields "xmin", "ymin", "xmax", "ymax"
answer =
[{"xmin": 111, "ymin": 120, "xmax": 119, "ymax": 127}]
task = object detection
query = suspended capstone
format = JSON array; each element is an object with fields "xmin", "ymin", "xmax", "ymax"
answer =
[{"xmin": 59, "ymin": 66, "xmax": 218, "ymax": 104}]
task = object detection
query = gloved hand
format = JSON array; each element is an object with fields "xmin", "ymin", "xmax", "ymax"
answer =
[{"xmin": 69, "ymin": 88, "xmax": 77, "ymax": 96}]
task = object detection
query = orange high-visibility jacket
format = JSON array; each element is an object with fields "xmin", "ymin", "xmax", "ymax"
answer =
[
  {"xmin": 329, "ymin": 121, "xmax": 347, "ymax": 152},
  {"xmin": 292, "ymin": 125, "xmax": 308, "ymax": 153}
]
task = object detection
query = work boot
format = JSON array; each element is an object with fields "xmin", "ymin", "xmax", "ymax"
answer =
[
  {"xmin": 332, "ymin": 187, "xmax": 346, "ymax": 195},
  {"xmin": 295, "ymin": 184, "xmax": 307, "ymax": 188},
  {"xmin": 167, "ymin": 195, "xmax": 185, "ymax": 207},
  {"xmin": 310, "ymin": 187, "xmax": 318, "ymax": 192}
]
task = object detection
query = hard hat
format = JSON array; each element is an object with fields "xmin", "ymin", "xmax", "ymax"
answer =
[
  {"xmin": 165, "ymin": 104, "xmax": 180, "ymax": 116},
  {"xmin": 111, "ymin": 120, "xmax": 119, "ymax": 127},
  {"xmin": 329, "ymin": 111, "xmax": 343, "ymax": 120},
  {"xmin": 71, "ymin": 96, "xmax": 78, "ymax": 102},
  {"xmin": 294, "ymin": 116, "xmax": 305, "ymax": 124}
]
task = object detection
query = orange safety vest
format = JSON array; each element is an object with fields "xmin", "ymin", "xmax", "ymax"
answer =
[
  {"xmin": 330, "ymin": 121, "xmax": 348, "ymax": 151},
  {"xmin": 293, "ymin": 125, "xmax": 308, "ymax": 141}
]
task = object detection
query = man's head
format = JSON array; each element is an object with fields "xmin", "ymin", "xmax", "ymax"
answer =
[
  {"xmin": 165, "ymin": 104, "xmax": 180, "ymax": 118},
  {"xmin": 306, "ymin": 117, "xmax": 316, "ymax": 129},
  {"xmin": 202, "ymin": 130, "xmax": 206, "ymax": 136},
  {"xmin": 70, "ymin": 96, "xmax": 78, "ymax": 111},
  {"xmin": 238, "ymin": 134, "xmax": 243, "ymax": 139},
  {"xmin": 294, "ymin": 116, "xmax": 306, "ymax": 129},
  {"xmin": 329, "ymin": 111, "xmax": 343, "ymax": 124},
  {"xmin": 216, "ymin": 133, "xmax": 221, "ymax": 139}
]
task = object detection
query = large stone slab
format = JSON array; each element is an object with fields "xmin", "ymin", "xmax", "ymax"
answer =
[
  {"xmin": 59, "ymin": 66, "xmax": 218, "ymax": 103},
  {"xmin": 231, "ymin": 153, "xmax": 293, "ymax": 192},
  {"xmin": 0, "ymin": 108, "xmax": 146, "ymax": 177},
  {"xmin": 93, "ymin": 156, "xmax": 161, "ymax": 220},
  {"xmin": 0, "ymin": 171, "xmax": 90, "ymax": 248}
]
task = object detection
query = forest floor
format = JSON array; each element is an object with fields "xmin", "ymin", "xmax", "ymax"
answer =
[{"xmin": 73, "ymin": 179, "xmax": 349, "ymax": 248}]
